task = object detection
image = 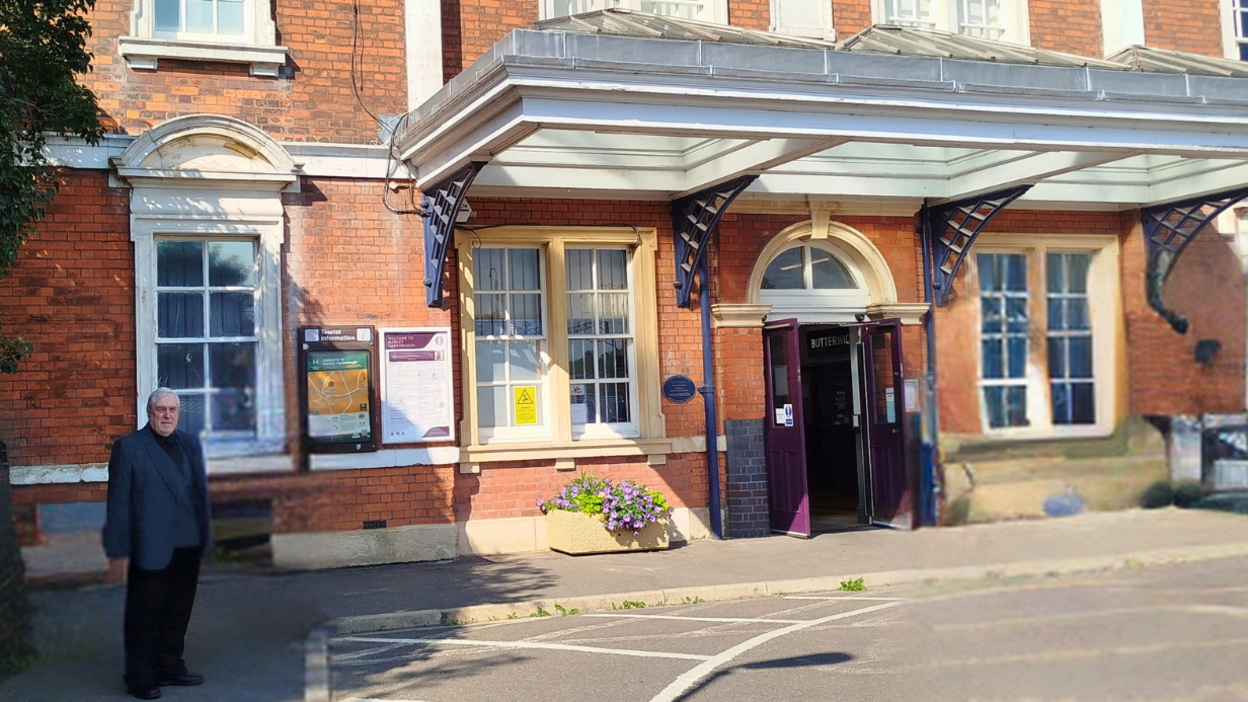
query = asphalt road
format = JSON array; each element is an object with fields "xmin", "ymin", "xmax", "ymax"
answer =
[{"xmin": 328, "ymin": 557, "xmax": 1248, "ymax": 702}]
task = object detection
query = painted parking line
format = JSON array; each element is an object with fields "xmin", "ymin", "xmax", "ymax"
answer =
[
  {"xmin": 648, "ymin": 600, "xmax": 908, "ymax": 702},
  {"xmin": 339, "ymin": 635, "xmax": 713, "ymax": 661},
  {"xmin": 583, "ymin": 614, "xmax": 808, "ymax": 624},
  {"xmin": 782, "ymin": 596, "xmax": 908, "ymax": 601}
]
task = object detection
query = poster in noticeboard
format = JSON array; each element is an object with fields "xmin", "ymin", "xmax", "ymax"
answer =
[{"xmin": 380, "ymin": 328, "xmax": 455, "ymax": 444}]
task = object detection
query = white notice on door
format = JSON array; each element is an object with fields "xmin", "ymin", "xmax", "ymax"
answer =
[
  {"xmin": 885, "ymin": 387, "xmax": 896, "ymax": 423},
  {"xmin": 775, "ymin": 408, "xmax": 786, "ymax": 425}
]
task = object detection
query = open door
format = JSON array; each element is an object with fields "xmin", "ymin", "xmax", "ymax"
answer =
[
  {"xmin": 764, "ymin": 318, "xmax": 811, "ymax": 537},
  {"xmin": 860, "ymin": 320, "xmax": 911, "ymax": 528}
]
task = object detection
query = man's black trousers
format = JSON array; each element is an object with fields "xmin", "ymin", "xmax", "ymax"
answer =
[{"xmin": 124, "ymin": 547, "xmax": 201, "ymax": 687}]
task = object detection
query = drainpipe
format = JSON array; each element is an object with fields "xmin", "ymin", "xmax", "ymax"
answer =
[
  {"xmin": 698, "ymin": 256, "xmax": 724, "ymax": 539},
  {"xmin": 918, "ymin": 207, "xmax": 940, "ymax": 527}
]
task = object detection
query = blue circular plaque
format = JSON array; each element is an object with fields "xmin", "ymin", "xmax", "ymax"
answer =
[{"xmin": 663, "ymin": 375, "xmax": 698, "ymax": 404}]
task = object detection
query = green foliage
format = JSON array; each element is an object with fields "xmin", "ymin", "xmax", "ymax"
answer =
[
  {"xmin": 1, "ymin": 0, "xmax": 104, "ymax": 370},
  {"xmin": 1141, "ymin": 480, "xmax": 1175, "ymax": 509},
  {"xmin": 530, "ymin": 607, "xmax": 551, "ymax": 618},
  {"xmin": 679, "ymin": 596, "xmax": 705, "ymax": 605},
  {"xmin": 554, "ymin": 604, "xmax": 579, "ymax": 616},
  {"xmin": 1173, "ymin": 480, "xmax": 1208, "ymax": 509},
  {"xmin": 839, "ymin": 578, "xmax": 866, "ymax": 592},
  {"xmin": 506, "ymin": 613, "xmax": 519, "ymax": 620},
  {"xmin": 612, "ymin": 600, "xmax": 646, "ymax": 610},
  {"xmin": 539, "ymin": 472, "xmax": 673, "ymax": 535}
]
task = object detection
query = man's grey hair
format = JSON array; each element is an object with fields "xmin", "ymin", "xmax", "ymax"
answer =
[{"xmin": 146, "ymin": 387, "xmax": 180, "ymax": 415}]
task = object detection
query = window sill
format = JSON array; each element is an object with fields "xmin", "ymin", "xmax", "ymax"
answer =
[
  {"xmin": 459, "ymin": 438, "xmax": 674, "ymax": 473},
  {"xmin": 118, "ymin": 36, "xmax": 288, "ymax": 77},
  {"xmin": 207, "ymin": 453, "xmax": 294, "ymax": 475}
]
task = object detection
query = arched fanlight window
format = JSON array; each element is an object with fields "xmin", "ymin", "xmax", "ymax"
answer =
[{"xmin": 762, "ymin": 243, "xmax": 857, "ymax": 290}]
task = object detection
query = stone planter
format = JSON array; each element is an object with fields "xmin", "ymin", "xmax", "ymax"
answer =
[{"xmin": 544, "ymin": 510, "xmax": 670, "ymax": 555}]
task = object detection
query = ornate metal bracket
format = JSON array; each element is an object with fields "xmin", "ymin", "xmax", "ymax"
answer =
[
  {"xmin": 1142, "ymin": 186, "xmax": 1248, "ymax": 334},
  {"xmin": 423, "ymin": 162, "xmax": 484, "ymax": 307},
  {"xmin": 923, "ymin": 185, "xmax": 1032, "ymax": 306},
  {"xmin": 671, "ymin": 175, "xmax": 757, "ymax": 308}
]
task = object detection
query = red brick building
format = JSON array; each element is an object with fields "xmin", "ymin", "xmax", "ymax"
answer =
[{"xmin": 6, "ymin": 0, "xmax": 1248, "ymax": 567}]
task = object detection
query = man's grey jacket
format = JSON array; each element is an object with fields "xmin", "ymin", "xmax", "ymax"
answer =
[{"xmin": 103, "ymin": 426, "xmax": 210, "ymax": 570}]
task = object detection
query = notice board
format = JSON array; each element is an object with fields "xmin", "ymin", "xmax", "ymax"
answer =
[
  {"xmin": 380, "ymin": 328, "xmax": 455, "ymax": 444},
  {"xmin": 299, "ymin": 325, "xmax": 378, "ymax": 453}
]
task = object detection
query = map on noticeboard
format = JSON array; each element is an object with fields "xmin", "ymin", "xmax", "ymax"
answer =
[{"xmin": 306, "ymin": 350, "xmax": 372, "ymax": 441}]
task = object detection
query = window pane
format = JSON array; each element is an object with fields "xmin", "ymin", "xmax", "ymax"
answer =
[
  {"xmin": 1005, "ymin": 254, "xmax": 1027, "ymax": 292},
  {"xmin": 510, "ymin": 293, "xmax": 543, "ymax": 335},
  {"xmin": 1068, "ymin": 254, "xmax": 1090, "ymax": 294},
  {"xmin": 981, "ymin": 297, "xmax": 1002, "ymax": 333},
  {"xmin": 567, "ymin": 293, "xmax": 594, "ymax": 335},
  {"xmin": 983, "ymin": 387, "xmax": 1005, "ymax": 428},
  {"xmin": 209, "ymin": 292, "xmax": 255, "ymax": 337},
  {"xmin": 1047, "ymin": 297, "xmax": 1065, "ymax": 331},
  {"xmin": 157, "ymin": 241, "xmax": 203, "ymax": 287},
  {"xmin": 1007, "ymin": 336, "xmax": 1027, "ymax": 378},
  {"xmin": 981, "ymin": 339, "xmax": 1003, "ymax": 379},
  {"xmin": 598, "ymin": 250, "xmax": 627, "ymax": 290},
  {"xmin": 1071, "ymin": 382, "xmax": 1096, "ymax": 424},
  {"xmin": 1005, "ymin": 386, "xmax": 1027, "ymax": 426},
  {"xmin": 566, "ymin": 249, "xmax": 593, "ymax": 291},
  {"xmin": 186, "ymin": 0, "xmax": 213, "ymax": 32},
  {"xmin": 158, "ymin": 292, "xmax": 204, "ymax": 338},
  {"xmin": 475, "ymin": 341, "xmax": 505, "ymax": 383},
  {"xmin": 571, "ymin": 383, "xmax": 595, "ymax": 425},
  {"xmin": 1051, "ymin": 382, "xmax": 1070, "ymax": 425},
  {"xmin": 209, "ymin": 342, "xmax": 254, "ymax": 390},
  {"xmin": 1006, "ymin": 297, "xmax": 1028, "ymax": 333},
  {"xmin": 977, "ymin": 253, "xmax": 997, "ymax": 292},
  {"xmin": 761, "ymin": 248, "xmax": 803, "ymax": 290},
  {"xmin": 811, "ymin": 250, "xmax": 854, "ymax": 289},
  {"xmin": 217, "ymin": 0, "xmax": 245, "ymax": 34},
  {"xmin": 509, "ymin": 249, "xmax": 540, "ymax": 291},
  {"xmin": 598, "ymin": 339, "xmax": 628, "ymax": 380},
  {"xmin": 600, "ymin": 382, "xmax": 630, "ymax": 423},
  {"xmin": 158, "ymin": 343, "xmax": 205, "ymax": 390},
  {"xmin": 211, "ymin": 390, "xmax": 255, "ymax": 431},
  {"xmin": 1046, "ymin": 253, "xmax": 1064, "ymax": 293},
  {"xmin": 155, "ymin": 0, "xmax": 180, "ymax": 31},
  {"xmin": 474, "ymin": 249, "xmax": 505, "ymax": 291},
  {"xmin": 475, "ymin": 294, "xmax": 505, "ymax": 336},
  {"xmin": 1047, "ymin": 337, "xmax": 1066, "ymax": 379},
  {"xmin": 208, "ymin": 241, "xmax": 257, "ymax": 287},
  {"xmin": 176, "ymin": 393, "xmax": 206, "ymax": 436},
  {"xmin": 509, "ymin": 341, "xmax": 540, "ymax": 381},
  {"xmin": 477, "ymin": 386, "xmax": 504, "ymax": 428},
  {"xmin": 599, "ymin": 293, "xmax": 629, "ymax": 335},
  {"xmin": 569, "ymin": 339, "xmax": 595, "ymax": 380},
  {"xmin": 1069, "ymin": 336, "xmax": 1093, "ymax": 378},
  {"xmin": 1067, "ymin": 298, "xmax": 1090, "ymax": 331}
]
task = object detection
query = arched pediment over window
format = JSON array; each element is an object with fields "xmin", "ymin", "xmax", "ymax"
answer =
[{"xmin": 113, "ymin": 114, "xmax": 298, "ymax": 191}]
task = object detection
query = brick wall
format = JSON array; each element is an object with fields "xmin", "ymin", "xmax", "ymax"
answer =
[
  {"xmin": 724, "ymin": 418, "xmax": 768, "ymax": 537},
  {"xmin": 0, "ymin": 171, "xmax": 135, "ymax": 468},
  {"xmin": 443, "ymin": 0, "xmax": 535, "ymax": 81},
  {"xmin": 1029, "ymin": 0, "xmax": 1103, "ymax": 57},
  {"xmin": 1142, "ymin": 0, "xmax": 1227, "ymax": 57},
  {"xmin": 86, "ymin": 0, "xmax": 408, "ymax": 141},
  {"xmin": 728, "ymin": 0, "xmax": 772, "ymax": 30},
  {"xmin": 832, "ymin": 0, "xmax": 874, "ymax": 40}
]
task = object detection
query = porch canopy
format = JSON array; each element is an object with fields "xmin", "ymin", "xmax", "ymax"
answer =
[{"xmin": 395, "ymin": 12, "xmax": 1248, "ymax": 211}]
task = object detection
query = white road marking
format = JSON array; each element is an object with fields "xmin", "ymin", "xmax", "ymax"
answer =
[
  {"xmin": 340, "ymin": 635, "xmax": 713, "ymax": 662},
  {"xmin": 782, "ymin": 596, "xmax": 907, "ymax": 601},
  {"xmin": 648, "ymin": 600, "xmax": 907, "ymax": 702},
  {"xmin": 332, "ymin": 642, "xmax": 414, "ymax": 661},
  {"xmin": 584, "ymin": 614, "xmax": 806, "ymax": 624},
  {"xmin": 342, "ymin": 698, "xmax": 439, "ymax": 702}
]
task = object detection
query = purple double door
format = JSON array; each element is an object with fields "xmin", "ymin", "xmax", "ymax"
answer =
[{"xmin": 763, "ymin": 319, "xmax": 910, "ymax": 537}]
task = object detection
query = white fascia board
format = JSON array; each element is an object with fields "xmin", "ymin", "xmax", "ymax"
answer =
[
  {"xmin": 939, "ymin": 150, "xmax": 1136, "ymax": 202},
  {"xmin": 1144, "ymin": 161, "xmax": 1248, "ymax": 205},
  {"xmin": 473, "ymin": 163, "xmax": 687, "ymax": 193},
  {"xmin": 411, "ymin": 98, "xmax": 536, "ymax": 188},
  {"xmin": 677, "ymin": 137, "xmax": 848, "ymax": 197}
]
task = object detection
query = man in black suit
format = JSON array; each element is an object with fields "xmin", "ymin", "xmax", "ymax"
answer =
[{"xmin": 103, "ymin": 388, "xmax": 210, "ymax": 700}]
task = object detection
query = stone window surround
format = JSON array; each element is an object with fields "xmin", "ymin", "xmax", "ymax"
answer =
[{"xmin": 118, "ymin": 0, "xmax": 288, "ymax": 76}]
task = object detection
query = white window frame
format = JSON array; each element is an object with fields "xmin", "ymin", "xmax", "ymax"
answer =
[
  {"xmin": 119, "ymin": 0, "xmax": 287, "ymax": 76},
  {"xmin": 134, "ymin": 217, "xmax": 286, "ymax": 460},
  {"xmin": 456, "ymin": 227, "xmax": 668, "ymax": 469},
  {"xmin": 872, "ymin": 0, "xmax": 1030, "ymax": 45},
  {"xmin": 758, "ymin": 239, "xmax": 874, "ymax": 323},
  {"xmin": 539, "ymin": 0, "xmax": 728, "ymax": 24},
  {"xmin": 472, "ymin": 246, "xmax": 553, "ymax": 444},
  {"xmin": 971, "ymin": 234, "xmax": 1120, "ymax": 440}
]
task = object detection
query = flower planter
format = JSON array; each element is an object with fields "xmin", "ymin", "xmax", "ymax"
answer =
[{"xmin": 545, "ymin": 509, "xmax": 670, "ymax": 555}]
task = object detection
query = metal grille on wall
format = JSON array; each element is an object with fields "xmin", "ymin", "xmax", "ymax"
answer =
[
  {"xmin": 671, "ymin": 175, "xmax": 757, "ymax": 308},
  {"xmin": 923, "ymin": 185, "xmax": 1032, "ymax": 306},
  {"xmin": 423, "ymin": 162, "xmax": 484, "ymax": 307}
]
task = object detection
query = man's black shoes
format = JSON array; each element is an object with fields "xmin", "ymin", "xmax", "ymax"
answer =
[
  {"xmin": 157, "ymin": 672, "xmax": 205, "ymax": 687},
  {"xmin": 126, "ymin": 683, "xmax": 161, "ymax": 699}
]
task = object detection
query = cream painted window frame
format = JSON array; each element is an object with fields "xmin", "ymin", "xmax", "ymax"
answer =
[
  {"xmin": 970, "ymin": 234, "xmax": 1120, "ymax": 440},
  {"xmin": 539, "ymin": 0, "xmax": 728, "ymax": 24},
  {"xmin": 871, "ymin": 0, "xmax": 1030, "ymax": 45},
  {"xmin": 118, "ymin": 0, "xmax": 287, "ymax": 76},
  {"xmin": 456, "ymin": 227, "xmax": 668, "ymax": 469}
]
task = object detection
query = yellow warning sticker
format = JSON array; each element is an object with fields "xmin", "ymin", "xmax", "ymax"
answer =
[{"xmin": 514, "ymin": 386, "xmax": 537, "ymax": 425}]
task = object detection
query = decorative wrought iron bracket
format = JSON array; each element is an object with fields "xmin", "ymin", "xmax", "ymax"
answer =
[
  {"xmin": 671, "ymin": 175, "xmax": 757, "ymax": 308},
  {"xmin": 923, "ymin": 185, "xmax": 1032, "ymax": 306},
  {"xmin": 423, "ymin": 162, "xmax": 484, "ymax": 307},
  {"xmin": 1142, "ymin": 186, "xmax": 1248, "ymax": 334}
]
